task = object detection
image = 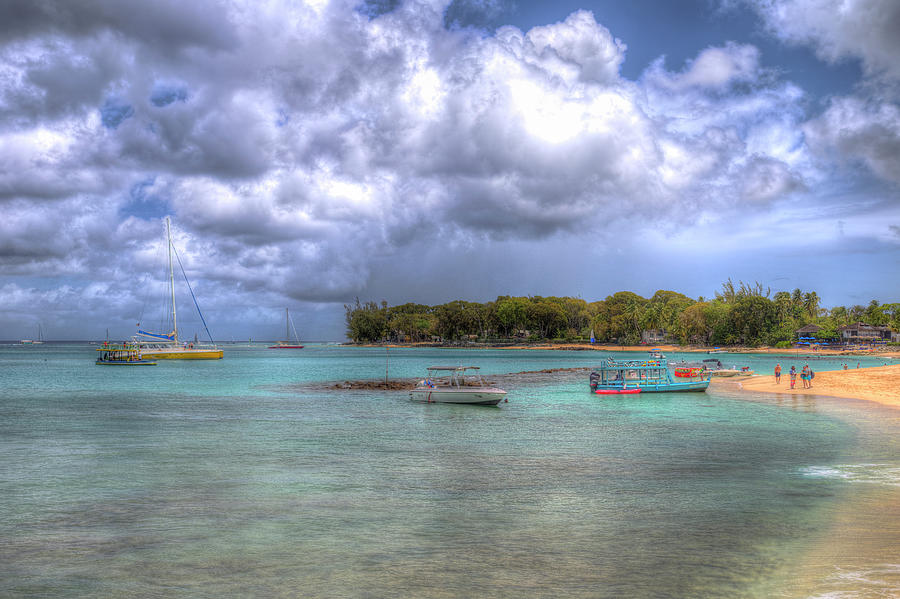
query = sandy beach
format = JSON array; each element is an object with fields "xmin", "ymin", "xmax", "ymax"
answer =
[{"xmin": 737, "ymin": 363, "xmax": 900, "ymax": 408}]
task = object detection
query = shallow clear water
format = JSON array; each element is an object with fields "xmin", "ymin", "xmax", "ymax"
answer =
[{"xmin": 1, "ymin": 344, "xmax": 897, "ymax": 597}]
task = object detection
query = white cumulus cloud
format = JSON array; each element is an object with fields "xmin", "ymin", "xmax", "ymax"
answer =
[{"xmin": 0, "ymin": 0, "xmax": 869, "ymax": 338}]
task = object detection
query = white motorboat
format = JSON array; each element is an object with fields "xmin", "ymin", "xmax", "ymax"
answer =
[
  {"xmin": 410, "ymin": 366, "xmax": 507, "ymax": 406},
  {"xmin": 717, "ymin": 367, "xmax": 754, "ymax": 377},
  {"xmin": 702, "ymin": 358, "xmax": 754, "ymax": 377}
]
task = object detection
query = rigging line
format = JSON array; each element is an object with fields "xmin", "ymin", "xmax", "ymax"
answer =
[
  {"xmin": 137, "ymin": 231, "xmax": 167, "ymax": 331},
  {"xmin": 289, "ymin": 310, "xmax": 301, "ymax": 342},
  {"xmin": 171, "ymin": 245, "xmax": 215, "ymax": 345}
]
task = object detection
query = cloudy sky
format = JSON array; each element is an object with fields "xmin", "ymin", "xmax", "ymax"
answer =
[{"xmin": 1, "ymin": 0, "xmax": 898, "ymax": 341}]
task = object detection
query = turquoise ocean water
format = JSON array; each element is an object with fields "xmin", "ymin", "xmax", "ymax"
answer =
[{"xmin": 1, "ymin": 344, "xmax": 897, "ymax": 598}]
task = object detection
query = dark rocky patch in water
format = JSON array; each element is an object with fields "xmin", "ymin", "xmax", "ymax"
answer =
[{"xmin": 292, "ymin": 366, "xmax": 592, "ymax": 393}]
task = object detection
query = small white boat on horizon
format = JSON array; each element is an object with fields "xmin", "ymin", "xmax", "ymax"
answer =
[{"xmin": 410, "ymin": 366, "xmax": 507, "ymax": 406}]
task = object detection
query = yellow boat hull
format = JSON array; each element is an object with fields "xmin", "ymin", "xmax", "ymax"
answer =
[{"xmin": 140, "ymin": 348, "xmax": 223, "ymax": 360}]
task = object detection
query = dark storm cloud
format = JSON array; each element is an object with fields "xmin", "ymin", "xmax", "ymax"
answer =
[
  {"xmin": 109, "ymin": 96, "xmax": 277, "ymax": 179},
  {"xmin": 0, "ymin": 0, "xmax": 238, "ymax": 51},
  {"xmin": 0, "ymin": 36, "xmax": 127, "ymax": 126}
]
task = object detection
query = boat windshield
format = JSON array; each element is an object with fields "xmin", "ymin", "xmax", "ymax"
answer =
[{"xmin": 424, "ymin": 366, "xmax": 485, "ymax": 388}]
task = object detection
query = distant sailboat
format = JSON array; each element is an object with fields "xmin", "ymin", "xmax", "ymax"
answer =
[
  {"xmin": 269, "ymin": 308, "xmax": 304, "ymax": 349},
  {"xmin": 133, "ymin": 217, "xmax": 223, "ymax": 360},
  {"xmin": 21, "ymin": 324, "xmax": 42, "ymax": 345}
]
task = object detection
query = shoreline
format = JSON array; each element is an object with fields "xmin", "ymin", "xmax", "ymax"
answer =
[
  {"xmin": 734, "ymin": 364, "xmax": 900, "ymax": 409},
  {"xmin": 355, "ymin": 341, "xmax": 900, "ymax": 358},
  {"xmin": 343, "ymin": 345, "xmax": 900, "ymax": 408}
]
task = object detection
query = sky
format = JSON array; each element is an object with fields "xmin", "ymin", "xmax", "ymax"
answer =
[{"xmin": 1, "ymin": 0, "xmax": 898, "ymax": 341}]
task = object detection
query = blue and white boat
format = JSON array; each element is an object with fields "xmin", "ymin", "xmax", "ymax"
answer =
[
  {"xmin": 96, "ymin": 342, "xmax": 157, "ymax": 366},
  {"xmin": 589, "ymin": 357, "xmax": 710, "ymax": 393}
]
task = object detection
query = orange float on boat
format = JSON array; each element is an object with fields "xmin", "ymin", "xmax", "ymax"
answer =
[{"xmin": 674, "ymin": 367, "xmax": 704, "ymax": 378}]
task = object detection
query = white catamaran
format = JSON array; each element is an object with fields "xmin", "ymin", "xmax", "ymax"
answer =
[{"xmin": 135, "ymin": 218, "xmax": 223, "ymax": 360}]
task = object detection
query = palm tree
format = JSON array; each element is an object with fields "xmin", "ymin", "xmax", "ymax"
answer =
[
  {"xmin": 625, "ymin": 300, "xmax": 644, "ymax": 342},
  {"xmin": 803, "ymin": 292, "xmax": 820, "ymax": 319},
  {"xmin": 791, "ymin": 288, "xmax": 804, "ymax": 319},
  {"xmin": 773, "ymin": 291, "xmax": 791, "ymax": 324}
]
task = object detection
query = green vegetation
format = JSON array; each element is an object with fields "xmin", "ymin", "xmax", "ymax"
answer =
[{"xmin": 344, "ymin": 279, "xmax": 900, "ymax": 346}]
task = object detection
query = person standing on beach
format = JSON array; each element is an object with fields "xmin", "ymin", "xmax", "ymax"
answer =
[
  {"xmin": 801, "ymin": 364, "xmax": 810, "ymax": 389},
  {"xmin": 789, "ymin": 366, "xmax": 797, "ymax": 389},
  {"xmin": 775, "ymin": 363, "xmax": 782, "ymax": 383}
]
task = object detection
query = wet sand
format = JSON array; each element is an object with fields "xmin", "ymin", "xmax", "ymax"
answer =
[{"xmin": 737, "ymin": 364, "xmax": 900, "ymax": 408}]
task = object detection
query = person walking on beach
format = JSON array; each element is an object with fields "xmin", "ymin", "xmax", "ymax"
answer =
[
  {"xmin": 775, "ymin": 363, "xmax": 782, "ymax": 384},
  {"xmin": 801, "ymin": 364, "xmax": 810, "ymax": 389},
  {"xmin": 789, "ymin": 366, "xmax": 797, "ymax": 389}
]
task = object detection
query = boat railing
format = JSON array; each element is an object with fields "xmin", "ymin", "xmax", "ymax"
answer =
[
  {"xmin": 135, "ymin": 338, "xmax": 219, "ymax": 349},
  {"xmin": 594, "ymin": 357, "xmax": 671, "ymax": 385},
  {"xmin": 97, "ymin": 341, "xmax": 146, "ymax": 362},
  {"xmin": 602, "ymin": 358, "xmax": 667, "ymax": 369},
  {"xmin": 98, "ymin": 342, "xmax": 141, "ymax": 351}
]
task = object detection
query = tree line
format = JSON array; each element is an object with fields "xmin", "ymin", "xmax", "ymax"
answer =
[{"xmin": 344, "ymin": 279, "xmax": 900, "ymax": 347}]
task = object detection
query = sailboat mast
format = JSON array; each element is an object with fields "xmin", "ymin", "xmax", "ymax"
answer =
[
  {"xmin": 166, "ymin": 217, "xmax": 178, "ymax": 343},
  {"xmin": 285, "ymin": 308, "xmax": 289, "ymax": 343}
]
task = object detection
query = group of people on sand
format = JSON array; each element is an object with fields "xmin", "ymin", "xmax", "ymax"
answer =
[{"xmin": 774, "ymin": 363, "xmax": 814, "ymax": 390}]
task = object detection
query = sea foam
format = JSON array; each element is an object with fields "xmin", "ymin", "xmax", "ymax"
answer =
[{"xmin": 800, "ymin": 464, "xmax": 900, "ymax": 488}]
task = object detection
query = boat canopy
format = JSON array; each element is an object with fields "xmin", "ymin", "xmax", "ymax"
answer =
[{"xmin": 138, "ymin": 329, "xmax": 175, "ymax": 341}]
